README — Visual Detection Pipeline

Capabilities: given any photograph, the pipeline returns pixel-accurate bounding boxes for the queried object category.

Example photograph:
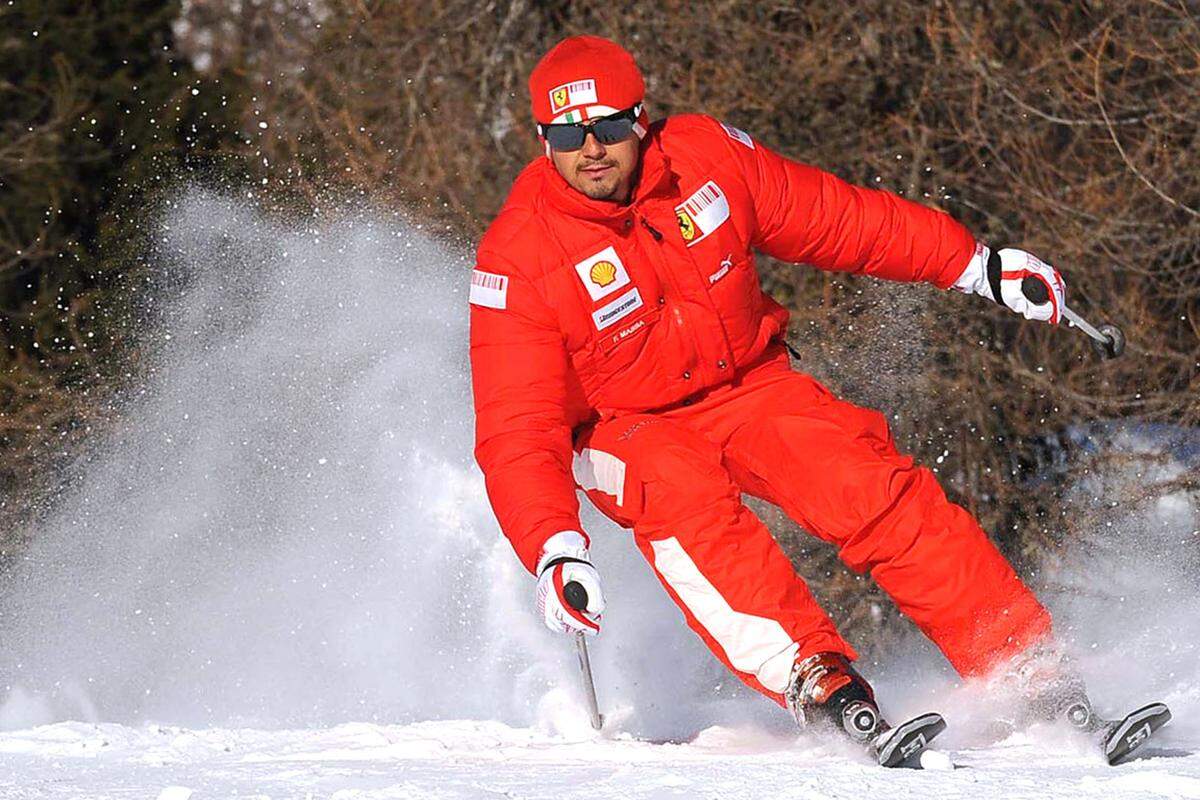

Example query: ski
[873,712,947,768]
[1098,702,1171,766]
[801,699,1169,769]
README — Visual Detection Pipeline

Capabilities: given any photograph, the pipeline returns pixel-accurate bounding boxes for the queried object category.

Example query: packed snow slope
[3,716,1200,799]
[0,193,1196,798]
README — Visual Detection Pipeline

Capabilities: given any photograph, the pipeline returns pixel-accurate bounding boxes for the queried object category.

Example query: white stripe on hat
[550,104,622,124]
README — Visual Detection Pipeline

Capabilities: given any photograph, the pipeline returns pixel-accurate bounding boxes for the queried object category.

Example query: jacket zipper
[635,212,709,382]
[637,211,736,377]
[640,217,664,242]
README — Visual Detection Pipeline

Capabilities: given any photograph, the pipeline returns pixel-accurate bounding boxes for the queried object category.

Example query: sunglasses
[538,105,642,152]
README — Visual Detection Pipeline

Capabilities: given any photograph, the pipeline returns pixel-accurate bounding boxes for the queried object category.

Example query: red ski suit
[470,114,1051,703]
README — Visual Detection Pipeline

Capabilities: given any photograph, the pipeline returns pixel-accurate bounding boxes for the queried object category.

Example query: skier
[468,35,1163,763]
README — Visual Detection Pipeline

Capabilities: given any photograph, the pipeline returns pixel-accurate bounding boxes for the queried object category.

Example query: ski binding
[1100,702,1171,766]
[873,712,947,768]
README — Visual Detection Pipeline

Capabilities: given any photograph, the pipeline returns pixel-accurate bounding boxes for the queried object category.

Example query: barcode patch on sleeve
[674,181,730,247]
[720,122,755,149]
[469,269,509,309]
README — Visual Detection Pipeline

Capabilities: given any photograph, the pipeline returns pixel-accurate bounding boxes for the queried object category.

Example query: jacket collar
[540,128,673,225]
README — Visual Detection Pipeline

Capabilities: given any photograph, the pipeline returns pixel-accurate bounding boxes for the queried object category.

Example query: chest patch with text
[574,245,632,301]
[592,288,643,330]
[675,181,730,247]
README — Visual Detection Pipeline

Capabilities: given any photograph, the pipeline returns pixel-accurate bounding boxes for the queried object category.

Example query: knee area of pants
[839,468,924,544]
[639,441,724,482]
[841,468,959,568]
[640,444,739,504]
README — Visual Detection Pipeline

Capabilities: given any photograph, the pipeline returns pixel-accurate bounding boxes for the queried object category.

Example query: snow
[1,718,1199,799]
[0,193,1196,797]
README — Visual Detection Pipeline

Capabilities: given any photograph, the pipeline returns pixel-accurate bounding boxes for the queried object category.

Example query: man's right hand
[535,531,605,636]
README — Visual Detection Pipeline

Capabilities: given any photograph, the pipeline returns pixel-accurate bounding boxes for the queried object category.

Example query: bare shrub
[128,1,1200,645]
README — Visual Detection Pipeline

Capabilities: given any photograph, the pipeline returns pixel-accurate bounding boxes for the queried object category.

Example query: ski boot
[1008,645,1097,729]
[785,652,946,768]
[1007,645,1171,765]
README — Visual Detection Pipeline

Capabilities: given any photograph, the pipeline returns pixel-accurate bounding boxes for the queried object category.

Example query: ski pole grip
[563,580,589,612]
[1021,275,1050,305]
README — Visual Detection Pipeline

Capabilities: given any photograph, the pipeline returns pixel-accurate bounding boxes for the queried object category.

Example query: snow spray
[0,191,758,738]
[873,427,1200,749]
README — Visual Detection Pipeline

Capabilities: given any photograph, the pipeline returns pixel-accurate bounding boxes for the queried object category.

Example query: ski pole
[562,580,604,730]
[1021,276,1126,359]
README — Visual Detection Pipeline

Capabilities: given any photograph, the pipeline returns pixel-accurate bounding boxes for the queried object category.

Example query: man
[469,35,1081,752]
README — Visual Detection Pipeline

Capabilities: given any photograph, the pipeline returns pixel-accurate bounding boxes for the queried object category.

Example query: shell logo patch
[590,260,618,287]
[676,209,696,242]
[575,245,630,301]
[674,181,730,247]
[549,79,598,113]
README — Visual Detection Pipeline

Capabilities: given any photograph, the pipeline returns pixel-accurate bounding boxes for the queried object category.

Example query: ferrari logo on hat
[574,245,630,301]
[549,79,598,113]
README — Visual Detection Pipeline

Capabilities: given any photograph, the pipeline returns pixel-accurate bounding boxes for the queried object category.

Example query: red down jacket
[469,114,975,573]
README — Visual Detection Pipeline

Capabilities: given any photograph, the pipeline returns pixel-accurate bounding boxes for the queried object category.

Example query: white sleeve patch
[469,269,508,309]
[720,121,755,150]
[675,181,730,247]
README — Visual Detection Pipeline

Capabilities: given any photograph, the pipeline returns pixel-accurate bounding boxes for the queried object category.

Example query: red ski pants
[573,349,1051,705]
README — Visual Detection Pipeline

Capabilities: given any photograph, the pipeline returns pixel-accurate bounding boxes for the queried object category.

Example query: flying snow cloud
[0,190,755,736]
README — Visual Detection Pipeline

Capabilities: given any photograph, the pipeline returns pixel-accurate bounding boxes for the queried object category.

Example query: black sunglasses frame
[537,104,643,152]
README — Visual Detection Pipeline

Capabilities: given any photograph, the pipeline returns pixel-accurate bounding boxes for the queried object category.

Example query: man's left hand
[953,245,1066,324]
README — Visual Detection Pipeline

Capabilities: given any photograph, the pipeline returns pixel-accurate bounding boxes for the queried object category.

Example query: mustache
[576,159,618,172]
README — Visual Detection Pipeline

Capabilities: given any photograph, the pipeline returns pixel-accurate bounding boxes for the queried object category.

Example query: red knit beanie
[529,36,646,125]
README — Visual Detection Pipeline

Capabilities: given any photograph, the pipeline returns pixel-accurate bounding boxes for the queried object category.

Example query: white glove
[952,245,1066,324]
[535,531,604,636]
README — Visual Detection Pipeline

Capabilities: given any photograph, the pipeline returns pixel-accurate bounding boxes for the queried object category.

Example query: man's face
[549,128,640,204]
